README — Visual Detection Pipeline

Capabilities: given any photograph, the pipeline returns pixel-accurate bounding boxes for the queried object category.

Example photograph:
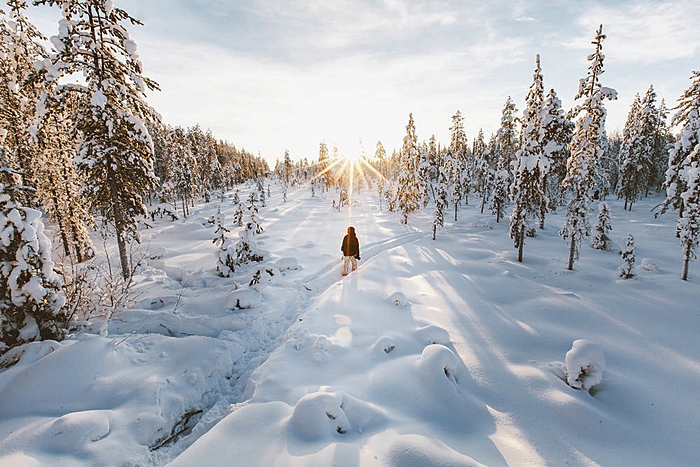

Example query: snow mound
[418,344,463,391]
[224,289,263,310]
[640,258,659,272]
[148,245,168,259]
[416,325,451,345]
[565,339,605,391]
[274,257,299,271]
[371,335,398,356]
[288,389,388,441]
[40,410,111,453]
[388,292,409,307]
[385,434,487,467]
[134,295,181,311]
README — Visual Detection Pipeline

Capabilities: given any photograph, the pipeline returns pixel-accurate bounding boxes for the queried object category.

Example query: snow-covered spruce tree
[384,183,397,212]
[374,140,388,180]
[317,141,332,192]
[170,127,197,218]
[448,110,468,219]
[418,143,431,208]
[529,55,553,229]
[472,129,491,214]
[433,165,448,240]
[650,98,673,193]
[660,72,700,223]
[617,86,666,207]
[617,93,644,210]
[488,133,508,223]
[233,202,243,227]
[591,202,612,250]
[445,150,464,221]
[542,88,574,209]
[34,91,94,263]
[427,134,439,183]
[638,85,666,195]
[246,192,263,235]
[560,25,617,271]
[497,96,519,174]
[619,233,635,278]
[212,208,235,278]
[37,0,160,280]
[491,97,519,217]
[678,162,700,280]
[280,149,293,200]
[0,0,48,200]
[186,124,216,193]
[257,178,266,207]
[509,55,548,262]
[0,160,66,355]
[236,214,264,266]
[397,113,421,224]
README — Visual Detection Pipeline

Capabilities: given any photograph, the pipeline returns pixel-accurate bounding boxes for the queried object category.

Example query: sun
[342,151,364,162]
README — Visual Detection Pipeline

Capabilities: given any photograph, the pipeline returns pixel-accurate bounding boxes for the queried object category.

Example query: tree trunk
[110,182,131,280]
[454,203,458,222]
[518,225,525,262]
[682,245,690,281]
[567,236,576,270]
[432,224,436,241]
[50,193,71,258]
[115,214,130,280]
[539,206,545,230]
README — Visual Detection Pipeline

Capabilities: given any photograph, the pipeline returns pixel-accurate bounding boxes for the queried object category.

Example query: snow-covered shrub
[212,210,235,277]
[217,241,237,278]
[619,233,635,278]
[591,202,612,250]
[235,237,264,266]
[249,267,279,287]
[151,203,178,221]
[235,215,264,266]
[1,183,67,354]
[565,339,605,392]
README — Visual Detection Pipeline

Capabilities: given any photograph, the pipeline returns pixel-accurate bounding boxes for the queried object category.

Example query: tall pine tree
[560,25,617,270]
[510,55,548,262]
[661,70,700,279]
[542,88,573,208]
[618,93,644,210]
[397,113,421,224]
[38,0,160,279]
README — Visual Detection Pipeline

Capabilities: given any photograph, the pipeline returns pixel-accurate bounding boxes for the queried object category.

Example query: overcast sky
[27,0,700,164]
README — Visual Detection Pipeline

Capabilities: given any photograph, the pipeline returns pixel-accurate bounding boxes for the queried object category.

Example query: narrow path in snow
[147,187,418,465]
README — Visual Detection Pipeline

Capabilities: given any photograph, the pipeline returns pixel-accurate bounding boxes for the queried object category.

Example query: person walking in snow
[341,226,360,276]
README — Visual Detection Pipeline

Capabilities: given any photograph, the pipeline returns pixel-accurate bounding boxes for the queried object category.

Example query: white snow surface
[1,183,699,467]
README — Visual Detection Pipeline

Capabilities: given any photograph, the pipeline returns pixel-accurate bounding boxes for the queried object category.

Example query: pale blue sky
[27,0,700,164]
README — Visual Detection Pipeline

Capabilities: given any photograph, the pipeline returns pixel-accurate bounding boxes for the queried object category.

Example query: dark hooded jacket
[341,227,360,258]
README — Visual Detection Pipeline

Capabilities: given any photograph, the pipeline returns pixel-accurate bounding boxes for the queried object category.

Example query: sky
[25,0,700,165]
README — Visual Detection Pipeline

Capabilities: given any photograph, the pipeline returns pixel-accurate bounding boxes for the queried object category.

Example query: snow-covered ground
[0,182,698,467]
